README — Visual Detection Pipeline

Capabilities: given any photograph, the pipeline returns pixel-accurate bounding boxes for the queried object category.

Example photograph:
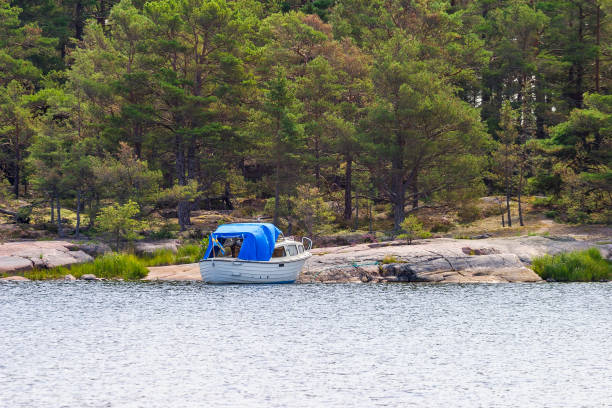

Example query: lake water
[1,282,610,407]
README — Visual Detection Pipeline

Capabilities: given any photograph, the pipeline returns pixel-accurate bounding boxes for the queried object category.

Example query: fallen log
[0,207,17,217]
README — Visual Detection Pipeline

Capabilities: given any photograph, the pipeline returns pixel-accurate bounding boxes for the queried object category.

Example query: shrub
[532,196,552,208]
[149,223,179,239]
[398,215,431,244]
[382,255,398,264]
[457,204,481,224]
[532,248,611,282]
[430,221,453,233]
[16,206,32,223]
[97,200,146,250]
[544,210,558,219]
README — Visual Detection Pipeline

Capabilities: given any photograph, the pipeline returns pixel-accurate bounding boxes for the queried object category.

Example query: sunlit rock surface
[0,241,93,274]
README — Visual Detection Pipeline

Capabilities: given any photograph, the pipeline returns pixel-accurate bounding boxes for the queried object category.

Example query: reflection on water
[1,282,611,407]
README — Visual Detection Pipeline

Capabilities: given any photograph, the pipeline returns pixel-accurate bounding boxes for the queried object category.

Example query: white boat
[199,223,312,284]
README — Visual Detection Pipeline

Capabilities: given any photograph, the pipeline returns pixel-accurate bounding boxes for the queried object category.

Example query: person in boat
[229,238,243,258]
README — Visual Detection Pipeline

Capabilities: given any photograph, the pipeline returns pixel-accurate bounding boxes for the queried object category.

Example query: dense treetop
[0,0,610,237]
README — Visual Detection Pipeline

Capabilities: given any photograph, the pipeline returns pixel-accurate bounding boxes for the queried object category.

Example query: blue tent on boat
[203,223,282,261]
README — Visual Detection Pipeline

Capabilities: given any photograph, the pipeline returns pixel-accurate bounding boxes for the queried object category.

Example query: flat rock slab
[145,263,201,281]
[0,241,93,274]
[0,256,34,273]
[0,275,31,281]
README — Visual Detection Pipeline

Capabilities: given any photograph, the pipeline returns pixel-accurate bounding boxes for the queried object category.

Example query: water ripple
[1,282,611,407]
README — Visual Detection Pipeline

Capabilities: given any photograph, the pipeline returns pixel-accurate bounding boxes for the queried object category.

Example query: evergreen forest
[0,0,610,241]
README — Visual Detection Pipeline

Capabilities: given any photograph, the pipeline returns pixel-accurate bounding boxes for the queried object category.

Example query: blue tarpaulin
[203,223,281,261]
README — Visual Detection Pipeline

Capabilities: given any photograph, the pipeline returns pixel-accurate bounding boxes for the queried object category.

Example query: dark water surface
[1,282,610,407]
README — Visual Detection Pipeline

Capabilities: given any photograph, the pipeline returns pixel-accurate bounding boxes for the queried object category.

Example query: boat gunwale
[200,252,311,265]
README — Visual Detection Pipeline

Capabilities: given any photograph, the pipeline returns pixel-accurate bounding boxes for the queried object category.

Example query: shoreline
[2,235,611,283]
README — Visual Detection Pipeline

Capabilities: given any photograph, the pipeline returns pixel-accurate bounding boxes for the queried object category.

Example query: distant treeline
[0,0,610,234]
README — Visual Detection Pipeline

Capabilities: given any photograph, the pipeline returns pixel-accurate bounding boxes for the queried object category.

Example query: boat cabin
[203,222,310,262]
[272,241,307,258]
[210,238,306,259]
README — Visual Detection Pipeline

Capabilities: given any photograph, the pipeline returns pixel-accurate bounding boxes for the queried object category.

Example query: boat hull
[199,256,308,284]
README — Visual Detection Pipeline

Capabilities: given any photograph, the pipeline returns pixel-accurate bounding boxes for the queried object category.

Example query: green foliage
[264,185,334,236]
[75,253,148,280]
[293,185,335,236]
[142,244,204,266]
[532,196,553,208]
[96,200,145,250]
[0,0,610,238]
[457,204,482,224]
[539,93,612,223]
[398,215,431,244]
[92,143,162,209]
[381,254,398,264]
[532,248,612,282]
[148,222,180,240]
[15,205,31,223]
[24,253,148,281]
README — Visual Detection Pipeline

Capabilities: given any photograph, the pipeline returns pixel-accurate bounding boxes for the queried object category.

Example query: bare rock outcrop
[0,241,93,274]
[298,236,611,283]
[134,240,178,255]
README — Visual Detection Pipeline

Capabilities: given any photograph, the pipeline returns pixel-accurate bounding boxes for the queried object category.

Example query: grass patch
[23,253,148,281]
[141,244,204,267]
[532,248,611,282]
[382,255,399,264]
[527,231,550,237]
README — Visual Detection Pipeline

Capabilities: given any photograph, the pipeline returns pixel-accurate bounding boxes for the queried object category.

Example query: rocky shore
[2,235,610,283]
[146,235,611,283]
[300,235,611,283]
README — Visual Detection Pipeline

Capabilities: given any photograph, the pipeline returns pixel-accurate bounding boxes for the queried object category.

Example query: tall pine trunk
[13,126,20,198]
[505,181,512,227]
[368,200,373,234]
[595,5,600,92]
[56,194,63,237]
[411,173,419,209]
[75,1,84,40]
[392,184,406,232]
[391,158,406,232]
[273,160,280,226]
[223,181,233,210]
[75,190,81,238]
[314,137,320,187]
[343,154,352,220]
[176,134,191,230]
[353,188,359,231]
[518,167,524,226]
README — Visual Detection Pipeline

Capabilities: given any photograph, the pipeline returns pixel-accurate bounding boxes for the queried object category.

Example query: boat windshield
[210,237,242,258]
[272,247,286,258]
